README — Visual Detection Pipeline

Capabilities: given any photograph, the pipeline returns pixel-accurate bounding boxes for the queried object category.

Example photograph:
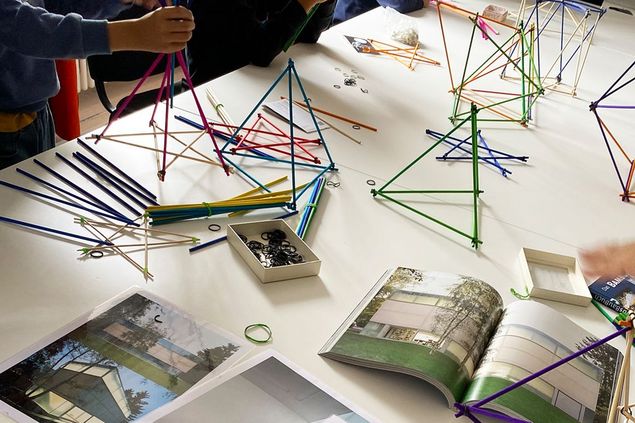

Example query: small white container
[519,248,591,306]
[482,4,509,23]
[227,219,321,283]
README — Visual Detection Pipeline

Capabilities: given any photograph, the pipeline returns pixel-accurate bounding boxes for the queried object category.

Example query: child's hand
[109,6,195,53]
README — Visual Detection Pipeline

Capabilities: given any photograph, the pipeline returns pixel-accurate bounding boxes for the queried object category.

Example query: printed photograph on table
[0,289,247,423]
[145,350,372,423]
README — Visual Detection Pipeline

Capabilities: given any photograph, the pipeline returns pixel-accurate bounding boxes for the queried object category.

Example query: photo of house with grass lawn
[323,268,504,402]
[463,301,623,423]
[321,269,623,423]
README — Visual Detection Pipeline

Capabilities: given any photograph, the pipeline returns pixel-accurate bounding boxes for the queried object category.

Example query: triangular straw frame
[371,104,483,248]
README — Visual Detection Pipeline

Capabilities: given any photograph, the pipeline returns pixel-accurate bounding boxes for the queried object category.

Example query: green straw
[283,5,319,52]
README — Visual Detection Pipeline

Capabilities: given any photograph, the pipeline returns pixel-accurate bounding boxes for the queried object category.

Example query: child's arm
[0,1,194,57]
[43,0,134,20]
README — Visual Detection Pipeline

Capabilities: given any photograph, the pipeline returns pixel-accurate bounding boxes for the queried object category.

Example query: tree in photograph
[196,343,241,370]
[576,335,620,423]
[354,268,426,329]
[432,276,503,367]
[91,294,168,352]
[125,389,150,420]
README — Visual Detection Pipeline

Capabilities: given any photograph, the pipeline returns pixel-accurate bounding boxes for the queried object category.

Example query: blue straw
[73,152,156,209]
[77,139,157,200]
[33,158,123,219]
[222,66,289,152]
[0,180,135,225]
[16,167,118,217]
[0,215,112,245]
[55,153,139,217]
[296,177,322,238]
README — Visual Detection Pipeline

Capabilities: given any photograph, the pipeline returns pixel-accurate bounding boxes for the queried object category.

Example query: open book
[319,268,624,423]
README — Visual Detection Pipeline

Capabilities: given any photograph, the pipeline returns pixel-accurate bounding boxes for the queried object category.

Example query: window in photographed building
[386,326,417,342]
[360,322,386,338]
[413,331,440,346]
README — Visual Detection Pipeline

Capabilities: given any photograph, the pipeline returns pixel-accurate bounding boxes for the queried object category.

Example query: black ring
[366,179,376,186]
[208,224,221,232]
[361,88,369,94]
[352,125,361,130]
[333,84,341,89]
[326,181,340,188]
[89,250,104,259]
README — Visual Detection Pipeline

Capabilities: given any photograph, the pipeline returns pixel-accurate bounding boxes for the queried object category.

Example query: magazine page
[145,350,374,423]
[320,268,504,405]
[463,301,623,423]
[0,289,249,423]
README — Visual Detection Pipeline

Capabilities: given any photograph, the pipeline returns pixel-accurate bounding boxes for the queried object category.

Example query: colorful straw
[283,5,318,52]
[76,139,157,200]
[0,215,112,245]
[296,177,326,239]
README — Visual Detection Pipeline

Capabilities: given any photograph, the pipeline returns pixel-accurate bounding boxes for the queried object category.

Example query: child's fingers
[167,19,195,32]
[162,6,194,20]
[167,31,192,43]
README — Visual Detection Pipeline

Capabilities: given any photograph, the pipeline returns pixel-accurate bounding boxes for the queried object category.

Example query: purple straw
[468,326,629,411]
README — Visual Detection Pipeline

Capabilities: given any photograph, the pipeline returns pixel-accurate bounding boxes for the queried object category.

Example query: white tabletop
[1,1,635,422]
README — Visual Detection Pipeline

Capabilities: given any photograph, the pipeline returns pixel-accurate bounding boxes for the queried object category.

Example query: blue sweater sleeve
[377,0,423,13]
[44,0,130,20]
[0,0,112,59]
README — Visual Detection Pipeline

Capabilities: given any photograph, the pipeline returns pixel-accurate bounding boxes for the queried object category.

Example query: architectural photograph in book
[321,268,505,403]
[463,301,623,423]
[0,292,246,423]
[321,269,624,423]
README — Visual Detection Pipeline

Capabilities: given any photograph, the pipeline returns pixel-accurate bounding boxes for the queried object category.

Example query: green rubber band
[244,324,272,344]
[202,202,213,217]
[510,287,530,300]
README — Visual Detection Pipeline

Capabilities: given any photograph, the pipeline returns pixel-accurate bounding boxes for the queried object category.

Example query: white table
[1,1,634,421]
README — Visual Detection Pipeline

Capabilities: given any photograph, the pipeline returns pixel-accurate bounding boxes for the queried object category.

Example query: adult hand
[580,241,635,280]
[109,6,195,53]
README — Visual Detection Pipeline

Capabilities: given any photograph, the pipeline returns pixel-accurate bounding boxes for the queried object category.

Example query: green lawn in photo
[330,331,469,400]
[463,377,578,423]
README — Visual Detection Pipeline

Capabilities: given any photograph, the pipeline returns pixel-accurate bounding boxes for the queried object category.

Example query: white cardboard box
[519,248,592,306]
[227,219,321,283]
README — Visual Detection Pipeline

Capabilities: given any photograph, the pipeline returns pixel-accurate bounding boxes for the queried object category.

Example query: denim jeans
[0,105,55,170]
